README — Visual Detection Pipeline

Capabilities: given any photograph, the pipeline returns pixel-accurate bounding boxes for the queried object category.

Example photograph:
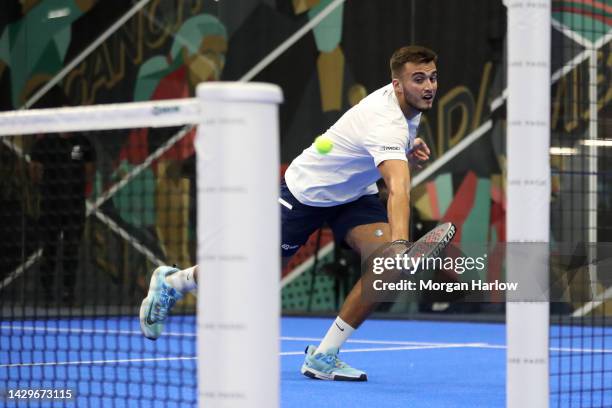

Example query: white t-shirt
[284,83,421,207]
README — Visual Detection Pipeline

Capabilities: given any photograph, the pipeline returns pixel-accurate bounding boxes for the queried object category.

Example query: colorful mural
[0,0,516,310]
[552,0,611,43]
[0,0,95,108]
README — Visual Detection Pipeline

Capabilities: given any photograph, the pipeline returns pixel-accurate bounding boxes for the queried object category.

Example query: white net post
[587,48,598,297]
[195,82,283,408]
[506,1,551,407]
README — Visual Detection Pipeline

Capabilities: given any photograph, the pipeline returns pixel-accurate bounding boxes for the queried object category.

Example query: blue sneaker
[301,345,367,381]
[139,266,183,340]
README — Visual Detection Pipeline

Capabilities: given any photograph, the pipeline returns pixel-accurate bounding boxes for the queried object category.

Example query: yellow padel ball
[314,135,333,154]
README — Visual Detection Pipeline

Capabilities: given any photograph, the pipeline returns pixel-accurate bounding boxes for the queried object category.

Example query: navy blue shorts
[279,181,388,257]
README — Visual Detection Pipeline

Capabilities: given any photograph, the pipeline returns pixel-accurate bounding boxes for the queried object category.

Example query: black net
[549,3,612,406]
[0,126,198,407]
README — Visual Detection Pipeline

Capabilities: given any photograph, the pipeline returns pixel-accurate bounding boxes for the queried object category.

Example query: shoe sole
[139,296,157,340]
[139,267,165,340]
[300,364,367,381]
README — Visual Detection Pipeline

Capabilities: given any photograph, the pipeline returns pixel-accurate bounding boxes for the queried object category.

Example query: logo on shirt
[71,145,83,160]
[382,146,401,151]
[281,243,300,251]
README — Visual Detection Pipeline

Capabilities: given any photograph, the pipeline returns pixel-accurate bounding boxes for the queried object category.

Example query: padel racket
[360,222,457,302]
[366,222,456,274]
[401,222,456,274]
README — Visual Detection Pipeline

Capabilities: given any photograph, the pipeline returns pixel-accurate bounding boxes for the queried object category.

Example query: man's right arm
[378,159,411,242]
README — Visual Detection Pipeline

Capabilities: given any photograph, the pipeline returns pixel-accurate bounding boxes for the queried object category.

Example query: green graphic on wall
[552,0,611,43]
[0,0,94,107]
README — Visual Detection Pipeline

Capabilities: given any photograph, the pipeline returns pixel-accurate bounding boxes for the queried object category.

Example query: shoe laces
[334,358,349,369]
[151,287,178,322]
[317,352,339,367]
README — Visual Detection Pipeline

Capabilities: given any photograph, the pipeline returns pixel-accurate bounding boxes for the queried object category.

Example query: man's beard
[406,97,433,113]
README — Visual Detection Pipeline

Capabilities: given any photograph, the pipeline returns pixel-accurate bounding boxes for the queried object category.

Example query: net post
[506,1,551,407]
[195,82,283,407]
[587,49,598,296]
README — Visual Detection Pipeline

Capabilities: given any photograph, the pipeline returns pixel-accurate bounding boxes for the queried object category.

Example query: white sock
[315,317,355,354]
[165,266,197,294]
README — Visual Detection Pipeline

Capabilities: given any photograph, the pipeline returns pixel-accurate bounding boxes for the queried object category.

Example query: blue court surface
[1,316,611,407]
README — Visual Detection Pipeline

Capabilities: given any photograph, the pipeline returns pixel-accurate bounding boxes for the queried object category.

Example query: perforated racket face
[405,222,456,260]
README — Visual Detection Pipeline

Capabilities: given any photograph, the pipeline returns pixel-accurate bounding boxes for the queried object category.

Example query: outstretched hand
[408,138,430,169]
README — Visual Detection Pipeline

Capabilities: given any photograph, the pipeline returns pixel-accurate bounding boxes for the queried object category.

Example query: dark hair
[390,45,438,78]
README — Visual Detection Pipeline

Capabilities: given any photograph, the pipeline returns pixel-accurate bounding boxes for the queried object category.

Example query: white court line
[0,324,195,338]
[279,343,474,356]
[4,325,611,354]
[0,356,196,368]
[0,325,178,337]
[551,346,612,354]
[427,342,612,354]
[0,325,484,347]
[2,336,610,369]
[4,341,610,368]
[281,336,484,348]
[0,344,473,368]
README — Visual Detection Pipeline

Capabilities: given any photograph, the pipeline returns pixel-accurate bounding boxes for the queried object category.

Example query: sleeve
[363,113,409,167]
